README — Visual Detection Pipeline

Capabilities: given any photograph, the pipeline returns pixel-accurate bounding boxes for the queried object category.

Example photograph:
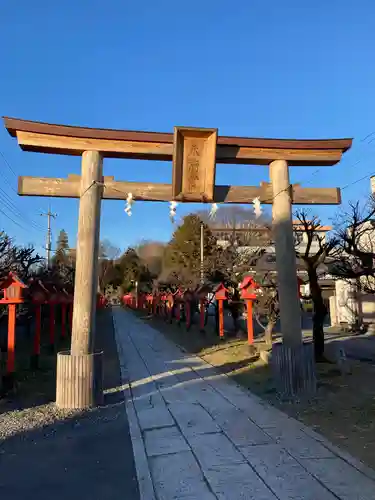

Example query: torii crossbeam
[3,117,352,405]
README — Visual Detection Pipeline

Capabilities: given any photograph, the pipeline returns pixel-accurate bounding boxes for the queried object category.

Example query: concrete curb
[112,310,156,500]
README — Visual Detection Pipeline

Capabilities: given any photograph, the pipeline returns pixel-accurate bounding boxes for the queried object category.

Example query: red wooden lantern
[166,292,174,323]
[214,283,228,338]
[0,273,28,375]
[0,272,28,304]
[214,283,228,301]
[146,293,153,314]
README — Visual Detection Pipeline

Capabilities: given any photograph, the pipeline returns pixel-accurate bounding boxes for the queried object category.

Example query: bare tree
[136,240,165,277]
[333,201,375,293]
[10,245,43,280]
[98,239,121,293]
[199,206,272,248]
[252,271,279,345]
[294,210,338,361]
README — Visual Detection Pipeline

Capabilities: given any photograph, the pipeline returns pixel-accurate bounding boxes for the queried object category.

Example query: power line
[0,149,17,177]
[0,188,44,231]
[0,148,46,230]
[0,205,35,233]
[297,131,375,188]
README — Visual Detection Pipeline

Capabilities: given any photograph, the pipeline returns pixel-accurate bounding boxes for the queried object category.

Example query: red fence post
[218,300,224,338]
[69,303,73,331]
[199,299,205,333]
[185,301,191,331]
[7,304,16,375]
[176,302,181,324]
[246,300,254,345]
[61,303,67,338]
[31,304,41,368]
[49,304,55,351]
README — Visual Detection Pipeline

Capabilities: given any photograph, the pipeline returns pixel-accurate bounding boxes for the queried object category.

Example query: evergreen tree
[163,214,218,286]
[54,229,70,265]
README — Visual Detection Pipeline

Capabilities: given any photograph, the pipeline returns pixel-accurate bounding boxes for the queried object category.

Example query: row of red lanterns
[0,272,74,378]
[123,276,260,345]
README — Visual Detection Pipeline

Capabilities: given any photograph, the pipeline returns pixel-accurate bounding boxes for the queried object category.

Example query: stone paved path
[113,308,375,500]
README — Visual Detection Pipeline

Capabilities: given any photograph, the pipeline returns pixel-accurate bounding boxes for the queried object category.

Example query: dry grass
[140,311,375,470]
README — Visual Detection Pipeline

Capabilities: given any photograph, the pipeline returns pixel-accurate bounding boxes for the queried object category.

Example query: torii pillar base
[56,351,103,409]
[271,341,316,399]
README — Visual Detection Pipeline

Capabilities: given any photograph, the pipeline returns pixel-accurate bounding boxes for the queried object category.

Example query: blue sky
[1,1,375,254]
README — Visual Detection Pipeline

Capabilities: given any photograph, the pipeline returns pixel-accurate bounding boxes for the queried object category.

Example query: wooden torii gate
[3,117,352,406]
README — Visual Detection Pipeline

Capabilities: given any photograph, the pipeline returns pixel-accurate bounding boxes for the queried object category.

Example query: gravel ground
[0,403,80,441]
[0,309,139,500]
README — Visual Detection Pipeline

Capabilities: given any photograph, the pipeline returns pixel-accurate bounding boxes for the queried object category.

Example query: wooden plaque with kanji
[172,126,217,202]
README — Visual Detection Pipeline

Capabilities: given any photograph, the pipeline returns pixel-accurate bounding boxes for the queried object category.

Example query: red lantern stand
[158,292,165,318]
[163,293,169,320]
[197,284,212,333]
[96,293,107,309]
[138,292,146,311]
[173,289,183,325]
[64,285,74,332]
[146,293,153,314]
[44,284,60,351]
[239,276,259,347]
[60,288,71,338]
[214,283,229,338]
[122,293,131,307]
[0,273,28,380]
[183,290,193,331]
[166,292,174,323]
[152,292,159,316]
[28,279,49,368]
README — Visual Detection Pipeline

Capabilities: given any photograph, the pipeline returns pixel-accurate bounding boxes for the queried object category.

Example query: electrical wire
[0,148,46,231]
[297,131,375,188]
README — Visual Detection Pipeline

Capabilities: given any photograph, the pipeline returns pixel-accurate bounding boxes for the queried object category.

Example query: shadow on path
[0,310,140,500]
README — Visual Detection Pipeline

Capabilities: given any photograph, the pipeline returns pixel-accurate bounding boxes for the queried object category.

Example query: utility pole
[40,207,57,268]
[200,221,204,285]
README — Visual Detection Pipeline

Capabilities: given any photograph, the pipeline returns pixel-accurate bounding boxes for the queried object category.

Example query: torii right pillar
[270,160,316,398]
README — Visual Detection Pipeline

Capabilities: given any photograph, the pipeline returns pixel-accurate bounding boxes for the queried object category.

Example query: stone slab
[144,426,190,457]
[168,402,221,436]
[136,405,175,431]
[203,462,278,500]
[299,457,375,500]
[150,451,212,500]
[188,432,246,468]
[241,444,337,500]
[218,409,273,446]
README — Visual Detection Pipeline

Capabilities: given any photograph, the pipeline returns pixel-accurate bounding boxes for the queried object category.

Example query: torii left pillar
[56,151,104,409]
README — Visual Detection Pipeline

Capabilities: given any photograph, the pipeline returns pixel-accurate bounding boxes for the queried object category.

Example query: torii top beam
[4,117,352,166]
